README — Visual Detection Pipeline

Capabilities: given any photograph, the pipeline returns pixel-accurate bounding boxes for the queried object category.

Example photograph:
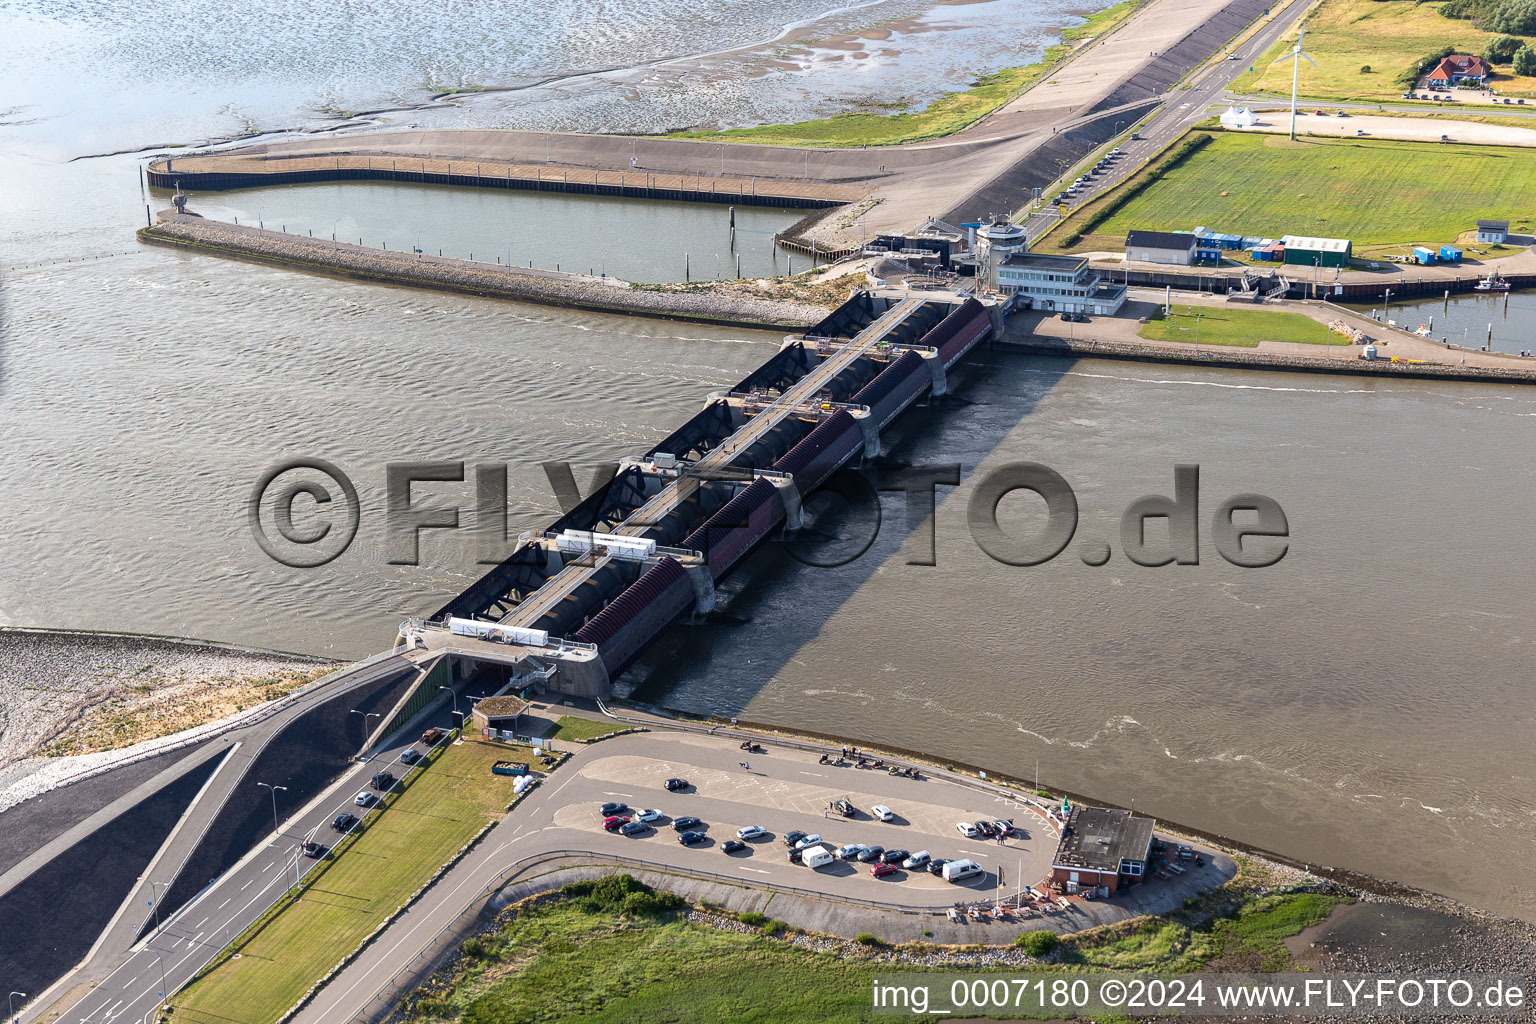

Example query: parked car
[956,822,980,838]
[599,801,628,817]
[928,858,949,876]
[672,816,703,832]
[664,777,689,791]
[618,820,650,836]
[975,820,999,838]
[635,808,663,823]
[991,819,1016,836]
[943,859,985,883]
[370,770,395,790]
[302,841,328,858]
[871,805,894,822]
[721,839,748,854]
[736,825,767,840]
[331,812,358,832]
[837,842,866,860]
[793,833,823,849]
[870,862,898,878]
[787,847,805,864]
[677,830,707,846]
[399,748,420,764]
[881,849,910,865]
[857,844,885,863]
[602,815,628,831]
[354,791,377,808]
[420,727,445,745]
[903,851,931,870]
[782,830,808,848]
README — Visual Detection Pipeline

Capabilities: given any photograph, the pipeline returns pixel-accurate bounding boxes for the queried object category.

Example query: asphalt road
[29,673,501,1024]
[1021,0,1314,245]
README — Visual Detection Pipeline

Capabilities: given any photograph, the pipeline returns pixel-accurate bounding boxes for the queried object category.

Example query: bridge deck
[501,295,929,628]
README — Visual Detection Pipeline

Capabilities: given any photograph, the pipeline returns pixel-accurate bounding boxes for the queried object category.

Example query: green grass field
[1139,307,1348,348]
[171,739,530,1024]
[666,0,1140,148]
[398,875,1341,1023]
[1232,0,1536,101]
[1053,130,1536,252]
[546,715,627,743]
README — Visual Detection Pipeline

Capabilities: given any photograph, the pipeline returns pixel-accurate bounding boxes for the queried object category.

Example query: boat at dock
[1474,269,1512,292]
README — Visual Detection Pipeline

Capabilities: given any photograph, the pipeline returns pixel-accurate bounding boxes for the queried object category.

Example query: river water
[3,0,1535,923]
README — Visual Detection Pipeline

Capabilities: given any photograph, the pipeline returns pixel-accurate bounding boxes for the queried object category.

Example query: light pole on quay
[256,783,287,841]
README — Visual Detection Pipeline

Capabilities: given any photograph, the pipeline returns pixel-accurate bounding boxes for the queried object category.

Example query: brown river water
[1,0,1533,923]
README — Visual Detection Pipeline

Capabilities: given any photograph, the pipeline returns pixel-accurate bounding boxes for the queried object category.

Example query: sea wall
[1003,333,1536,384]
[138,214,831,330]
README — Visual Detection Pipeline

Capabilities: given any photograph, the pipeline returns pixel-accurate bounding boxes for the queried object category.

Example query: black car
[618,820,650,837]
[371,771,395,790]
[671,816,703,832]
[975,820,998,838]
[928,858,949,876]
[721,839,748,854]
[787,847,805,864]
[664,777,688,791]
[857,845,885,863]
[331,813,358,832]
[302,841,328,858]
[400,748,421,764]
[678,830,707,846]
[783,830,808,848]
[599,801,628,817]
[881,849,909,865]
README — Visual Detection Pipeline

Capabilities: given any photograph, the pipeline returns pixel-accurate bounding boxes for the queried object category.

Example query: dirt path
[1232,110,1536,146]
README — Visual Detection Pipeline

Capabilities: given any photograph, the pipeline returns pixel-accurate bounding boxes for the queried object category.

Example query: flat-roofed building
[472,695,529,741]
[1050,805,1155,895]
[995,253,1127,315]
[1281,235,1351,268]
[1125,229,1198,266]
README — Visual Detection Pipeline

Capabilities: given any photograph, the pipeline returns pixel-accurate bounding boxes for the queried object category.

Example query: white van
[803,845,836,870]
[942,858,984,883]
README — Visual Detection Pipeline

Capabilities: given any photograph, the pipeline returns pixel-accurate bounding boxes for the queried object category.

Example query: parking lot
[542,738,1060,904]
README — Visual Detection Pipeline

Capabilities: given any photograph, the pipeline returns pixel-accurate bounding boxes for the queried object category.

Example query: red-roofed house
[1426,54,1491,86]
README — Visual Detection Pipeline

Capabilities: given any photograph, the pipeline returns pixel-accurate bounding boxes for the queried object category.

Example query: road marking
[195,916,208,927]
[218,898,231,908]
[737,866,769,874]
[239,878,254,890]
[602,791,632,798]
[798,771,824,778]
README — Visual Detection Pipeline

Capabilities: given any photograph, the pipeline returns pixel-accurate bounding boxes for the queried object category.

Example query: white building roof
[1281,235,1350,253]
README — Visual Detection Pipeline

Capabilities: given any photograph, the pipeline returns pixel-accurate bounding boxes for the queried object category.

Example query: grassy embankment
[1048,129,1536,256]
[397,868,1341,1024]
[1139,306,1349,347]
[666,0,1142,148]
[1231,0,1536,101]
[545,715,628,743]
[169,738,533,1024]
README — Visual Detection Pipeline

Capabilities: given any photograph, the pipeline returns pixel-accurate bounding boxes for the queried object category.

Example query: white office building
[995,253,1127,315]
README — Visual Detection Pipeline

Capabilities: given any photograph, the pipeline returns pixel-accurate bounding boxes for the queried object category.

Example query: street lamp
[10,991,26,1024]
[256,783,287,840]
[148,880,171,934]
[1194,311,1204,348]
[437,685,459,717]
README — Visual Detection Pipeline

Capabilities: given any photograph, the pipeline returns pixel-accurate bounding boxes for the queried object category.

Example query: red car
[870,862,898,878]
[602,815,628,831]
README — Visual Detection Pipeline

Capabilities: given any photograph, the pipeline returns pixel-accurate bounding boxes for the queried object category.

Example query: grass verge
[1232,0,1536,102]
[1139,306,1349,347]
[545,715,629,743]
[398,867,1344,1024]
[169,738,532,1024]
[1050,129,1536,251]
[665,0,1142,147]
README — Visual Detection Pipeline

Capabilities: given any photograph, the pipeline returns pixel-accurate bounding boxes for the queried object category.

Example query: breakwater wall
[145,155,861,211]
[137,213,829,330]
[1002,333,1536,384]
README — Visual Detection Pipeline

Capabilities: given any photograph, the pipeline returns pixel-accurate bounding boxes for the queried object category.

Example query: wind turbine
[1281,23,1317,141]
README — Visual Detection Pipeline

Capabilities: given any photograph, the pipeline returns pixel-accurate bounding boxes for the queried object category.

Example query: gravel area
[0,629,329,810]
[142,214,833,328]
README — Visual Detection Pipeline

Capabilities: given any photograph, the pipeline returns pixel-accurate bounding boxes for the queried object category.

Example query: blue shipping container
[1412,247,1436,265]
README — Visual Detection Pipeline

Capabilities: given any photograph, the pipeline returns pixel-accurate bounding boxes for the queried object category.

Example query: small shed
[1439,245,1463,263]
[1412,246,1437,265]
[1282,235,1352,268]
[472,695,529,741]
[1476,220,1509,244]
[1196,244,1224,263]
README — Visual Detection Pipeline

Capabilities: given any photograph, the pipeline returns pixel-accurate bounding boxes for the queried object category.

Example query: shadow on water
[625,349,1077,714]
